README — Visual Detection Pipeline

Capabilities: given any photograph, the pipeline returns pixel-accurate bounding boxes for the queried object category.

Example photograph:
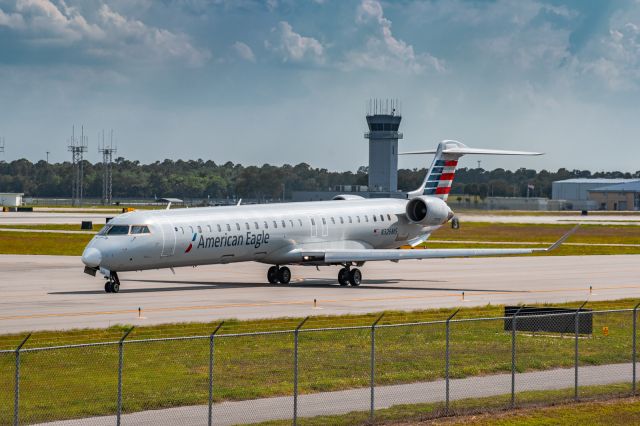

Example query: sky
[0,0,639,172]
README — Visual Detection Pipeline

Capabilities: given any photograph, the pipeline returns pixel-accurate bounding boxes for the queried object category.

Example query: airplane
[82,140,578,293]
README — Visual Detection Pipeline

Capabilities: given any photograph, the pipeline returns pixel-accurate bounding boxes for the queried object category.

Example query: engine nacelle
[405,196,454,226]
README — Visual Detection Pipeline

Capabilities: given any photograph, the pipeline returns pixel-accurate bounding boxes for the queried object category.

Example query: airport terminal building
[552,178,640,211]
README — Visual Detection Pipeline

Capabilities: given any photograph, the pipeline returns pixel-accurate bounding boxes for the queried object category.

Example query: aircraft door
[160,219,176,256]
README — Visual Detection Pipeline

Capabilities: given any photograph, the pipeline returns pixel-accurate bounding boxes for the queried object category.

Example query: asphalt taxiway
[1,254,638,333]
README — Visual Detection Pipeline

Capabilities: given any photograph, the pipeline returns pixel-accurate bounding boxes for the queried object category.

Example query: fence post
[13,333,31,426]
[293,317,309,426]
[445,309,460,415]
[208,322,225,426]
[574,301,588,401]
[370,313,384,422]
[511,306,524,408]
[117,327,134,426]
[633,302,640,395]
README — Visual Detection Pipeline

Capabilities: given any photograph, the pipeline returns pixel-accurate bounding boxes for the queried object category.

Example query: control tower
[364,99,403,193]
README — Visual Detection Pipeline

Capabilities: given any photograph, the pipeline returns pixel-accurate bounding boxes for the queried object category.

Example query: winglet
[544,224,580,252]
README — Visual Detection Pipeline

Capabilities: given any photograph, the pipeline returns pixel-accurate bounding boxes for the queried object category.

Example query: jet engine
[405,196,454,227]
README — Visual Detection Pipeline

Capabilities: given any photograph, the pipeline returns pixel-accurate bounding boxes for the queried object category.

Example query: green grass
[0,224,97,231]
[246,384,638,426]
[0,231,93,255]
[0,299,638,424]
[1,222,639,256]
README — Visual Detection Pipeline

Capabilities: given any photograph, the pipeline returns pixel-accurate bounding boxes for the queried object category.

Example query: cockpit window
[131,225,150,234]
[107,225,130,235]
[97,225,111,236]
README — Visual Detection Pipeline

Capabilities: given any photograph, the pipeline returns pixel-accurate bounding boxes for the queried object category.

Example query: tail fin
[401,140,542,201]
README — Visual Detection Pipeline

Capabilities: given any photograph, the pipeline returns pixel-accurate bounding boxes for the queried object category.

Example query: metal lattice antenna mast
[98,130,117,205]
[0,137,5,156]
[68,125,88,207]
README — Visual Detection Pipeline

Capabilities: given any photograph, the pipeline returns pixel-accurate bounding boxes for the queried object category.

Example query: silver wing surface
[296,225,579,264]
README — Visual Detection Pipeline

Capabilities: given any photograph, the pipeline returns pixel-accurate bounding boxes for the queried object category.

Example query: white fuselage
[82,198,438,273]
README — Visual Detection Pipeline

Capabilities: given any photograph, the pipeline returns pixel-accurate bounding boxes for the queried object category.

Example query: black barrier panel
[17,207,33,212]
[81,221,93,230]
[504,306,593,334]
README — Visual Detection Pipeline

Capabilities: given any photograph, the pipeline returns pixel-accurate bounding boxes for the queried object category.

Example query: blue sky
[0,0,639,172]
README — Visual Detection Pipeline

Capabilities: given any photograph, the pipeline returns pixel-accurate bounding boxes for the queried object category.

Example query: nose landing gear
[104,272,121,293]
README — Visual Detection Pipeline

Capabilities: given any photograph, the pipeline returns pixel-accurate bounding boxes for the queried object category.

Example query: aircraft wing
[319,225,579,263]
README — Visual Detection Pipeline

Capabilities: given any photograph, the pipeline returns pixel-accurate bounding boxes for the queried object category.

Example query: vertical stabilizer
[401,140,542,200]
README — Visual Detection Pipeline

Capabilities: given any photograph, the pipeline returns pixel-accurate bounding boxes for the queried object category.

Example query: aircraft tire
[278,266,291,284]
[267,266,280,284]
[105,281,112,293]
[111,282,120,293]
[348,268,362,286]
[338,268,349,286]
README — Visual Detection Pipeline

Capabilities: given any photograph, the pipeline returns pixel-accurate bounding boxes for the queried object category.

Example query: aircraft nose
[82,247,102,268]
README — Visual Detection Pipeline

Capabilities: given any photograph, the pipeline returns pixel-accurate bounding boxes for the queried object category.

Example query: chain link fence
[2,305,640,425]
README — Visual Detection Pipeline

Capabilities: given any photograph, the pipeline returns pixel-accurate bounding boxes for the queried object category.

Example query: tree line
[0,158,638,201]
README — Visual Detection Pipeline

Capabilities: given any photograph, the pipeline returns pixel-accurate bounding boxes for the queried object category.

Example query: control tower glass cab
[364,99,403,193]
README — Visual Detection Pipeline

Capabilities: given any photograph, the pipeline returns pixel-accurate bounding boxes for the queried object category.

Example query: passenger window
[226,224,231,232]
[189,226,194,233]
[264,221,269,229]
[289,220,294,227]
[254,221,259,230]
[357,216,361,223]
[236,223,240,231]
[373,215,377,222]
[298,219,303,226]
[282,220,286,228]
[387,214,392,221]
[310,218,315,226]
[331,217,336,224]
[322,218,326,225]
[174,227,178,232]
[348,216,352,224]
[273,221,278,228]
[207,225,212,232]
[245,222,250,230]
[180,227,184,234]
[380,215,384,221]
[339,217,344,224]
[197,225,202,233]
[365,215,369,222]
[217,224,222,232]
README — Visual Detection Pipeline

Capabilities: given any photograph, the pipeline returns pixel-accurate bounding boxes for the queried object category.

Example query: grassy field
[247,386,639,425]
[0,222,639,256]
[0,231,92,255]
[0,299,638,423]
[0,224,97,231]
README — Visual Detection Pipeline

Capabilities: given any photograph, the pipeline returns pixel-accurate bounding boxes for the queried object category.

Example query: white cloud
[0,7,26,29]
[97,5,210,67]
[267,21,325,63]
[346,0,444,74]
[232,41,256,62]
[15,0,104,43]
[5,1,210,67]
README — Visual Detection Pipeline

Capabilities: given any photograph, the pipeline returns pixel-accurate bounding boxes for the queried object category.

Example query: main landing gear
[267,265,291,284]
[104,272,121,293]
[338,267,362,286]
